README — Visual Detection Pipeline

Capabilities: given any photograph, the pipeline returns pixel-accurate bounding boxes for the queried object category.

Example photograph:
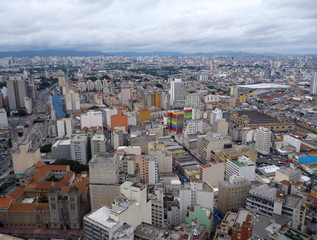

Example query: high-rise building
[70,134,88,164]
[0,108,8,128]
[83,182,152,240]
[24,97,32,114]
[184,108,192,121]
[255,127,272,155]
[170,78,185,109]
[167,110,184,133]
[310,69,317,95]
[65,90,80,111]
[121,84,131,105]
[91,133,106,157]
[185,93,201,108]
[6,76,28,111]
[218,175,251,216]
[151,93,161,108]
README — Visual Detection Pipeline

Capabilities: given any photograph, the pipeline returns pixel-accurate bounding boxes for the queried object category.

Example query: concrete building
[246,184,303,229]
[65,90,80,111]
[185,93,201,108]
[81,110,103,130]
[56,119,66,138]
[6,76,28,110]
[182,120,203,135]
[310,69,317,95]
[199,135,232,163]
[213,118,229,136]
[170,78,185,109]
[130,131,156,154]
[217,145,257,163]
[185,205,213,235]
[226,156,256,181]
[83,182,152,240]
[110,109,128,132]
[0,108,8,128]
[214,209,254,240]
[255,127,272,155]
[121,85,131,105]
[24,97,32,114]
[284,135,301,152]
[200,162,225,187]
[70,134,88,164]
[89,154,121,210]
[111,130,128,150]
[91,133,106,157]
[218,175,251,216]
[275,167,301,184]
[51,90,66,119]
[179,182,214,222]
[135,155,158,184]
[148,148,173,174]
[51,139,72,160]
[12,141,41,174]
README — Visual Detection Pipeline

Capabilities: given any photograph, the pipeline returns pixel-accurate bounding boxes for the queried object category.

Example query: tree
[40,143,52,153]
[52,159,88,174]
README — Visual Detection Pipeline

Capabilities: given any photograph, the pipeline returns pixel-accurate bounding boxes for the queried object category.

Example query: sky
[0,0,316,54]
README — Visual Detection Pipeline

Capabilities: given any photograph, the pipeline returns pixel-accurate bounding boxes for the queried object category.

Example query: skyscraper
[310,69,317,95]
[6,76,28,111]
[255,127,272,155]
[170,78,185,109]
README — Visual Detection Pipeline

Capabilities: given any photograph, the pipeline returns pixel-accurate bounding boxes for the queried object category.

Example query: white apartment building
[255,127,272,155]
[91,133,106,157]
[170,78,185,109]
[81,110,103,130]
[83,181,152,240]
[65,90,80,111]
[226,156,256,181]
[182,120,203,135]
[70,134,88,164]
[0,108,8,128]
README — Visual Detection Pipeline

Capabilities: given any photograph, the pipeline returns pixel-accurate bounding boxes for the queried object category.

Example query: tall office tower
[70,134,88,164]
[255,127,272,155]
[230,86,238,110]
[51,90,66,119]
[121,84,131,105]
[310,69,317,95]
[170,78,185,109]
[6,76,28,111]
[218,174,251,216]
[65,90,80,111]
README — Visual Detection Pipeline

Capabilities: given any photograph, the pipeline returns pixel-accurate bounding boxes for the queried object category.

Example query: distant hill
[0,49,278,57]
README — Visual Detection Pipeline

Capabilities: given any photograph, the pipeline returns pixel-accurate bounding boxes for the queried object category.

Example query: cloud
[0,0,316,53]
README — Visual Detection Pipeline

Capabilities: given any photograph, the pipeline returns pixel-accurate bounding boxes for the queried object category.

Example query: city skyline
[0,0,317,54]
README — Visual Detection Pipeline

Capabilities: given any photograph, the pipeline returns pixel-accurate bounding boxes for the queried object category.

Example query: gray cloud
[0,0,316,53]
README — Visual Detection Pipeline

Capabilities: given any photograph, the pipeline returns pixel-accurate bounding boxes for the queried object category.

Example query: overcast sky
[0,0,316,53]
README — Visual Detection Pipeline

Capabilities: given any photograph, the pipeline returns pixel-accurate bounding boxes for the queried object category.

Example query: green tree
[40,143,52,153]
[52,159,88,174]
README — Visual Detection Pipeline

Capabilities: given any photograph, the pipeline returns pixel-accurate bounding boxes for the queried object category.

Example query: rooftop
[86,206,118,229]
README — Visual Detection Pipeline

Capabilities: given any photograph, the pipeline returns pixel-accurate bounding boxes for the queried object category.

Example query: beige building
[12,141,41,174]
[200,162,225,187]
[213,118,229,136]
[83,182,152,240]
[148,148,173,173]
[275,167,301,184]
[255,127,272,155]
[218,175,251,216]
[199,135,232,163]
[217,145,257,163]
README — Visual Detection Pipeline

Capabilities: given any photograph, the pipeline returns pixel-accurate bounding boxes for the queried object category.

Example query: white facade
[56,119,66,138]
[91,133,107,157]
[81,111,103,130]
[104,108,118,128]
[283,135,301,152]
[94,79,103,91]
[226,156,256,181]
[0,108,8,128]
[179,182,214,222]
[24,97,32,114]
[86,80,95,91]
[185,93,201,108]
[310,70,317,95]
[255,127,272,155]
[65,90,80,111]
[210,108,223,124]
[148,158,159,184]
[183,120,203,135]
[204,94,220,103]
[170,78,185,108]
[71,134,88,164]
